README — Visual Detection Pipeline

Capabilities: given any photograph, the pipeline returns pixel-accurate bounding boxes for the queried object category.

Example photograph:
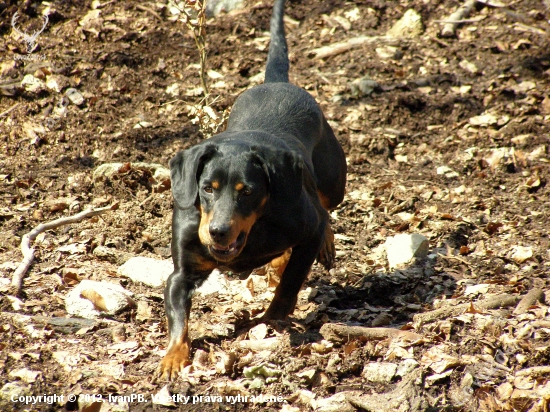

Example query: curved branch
[11,204,116,296]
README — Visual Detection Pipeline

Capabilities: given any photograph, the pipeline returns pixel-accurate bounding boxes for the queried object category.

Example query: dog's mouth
[209,232,247,261]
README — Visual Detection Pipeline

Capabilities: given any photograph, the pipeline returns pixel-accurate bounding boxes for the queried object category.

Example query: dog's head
[170,140,303,262]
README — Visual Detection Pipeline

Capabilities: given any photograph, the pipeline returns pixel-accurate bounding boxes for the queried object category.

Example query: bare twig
[514,22,547,36]
[441,0,478,37]
[515,366,550,377]
[437,252,471,267]
[11,204,116,296]
[413,294,519,326]
[0,103,20,118]
[513,288,544,315]
[170,0,209,101]
[435,16,486,24]
[136,4,163,22]
[319,323,424,344]
[311,35,401,59]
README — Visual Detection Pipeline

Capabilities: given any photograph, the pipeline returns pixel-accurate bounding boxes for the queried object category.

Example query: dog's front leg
[262,233,323,321]
[158,268,193,380]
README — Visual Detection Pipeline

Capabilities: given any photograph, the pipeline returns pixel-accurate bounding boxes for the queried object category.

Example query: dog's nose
[209,223,230,243]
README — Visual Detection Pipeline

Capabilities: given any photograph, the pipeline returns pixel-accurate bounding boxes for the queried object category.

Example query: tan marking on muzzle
[198,206,214,246]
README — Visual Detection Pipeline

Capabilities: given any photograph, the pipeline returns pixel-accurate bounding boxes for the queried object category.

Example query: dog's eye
[203,185,213,194]
[243,187,252,196]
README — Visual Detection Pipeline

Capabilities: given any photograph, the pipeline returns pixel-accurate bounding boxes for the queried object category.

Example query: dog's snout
[209,222,231,243]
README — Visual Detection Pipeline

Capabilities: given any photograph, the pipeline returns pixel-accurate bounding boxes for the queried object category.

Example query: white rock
[459,59,479,75]
[21,74,45,93]
[510,246,533,264]
[311,391,361,412]
[118,256,173,288]
[196,269,229,295]
[65,88,85,106]
[464,284,489,296]
[65,280,134,319]
[8,368,41,384]
[396,359,420,377]
[387,9,423,38]
[205,0,245,17]
[385,233,429,268]
[376,45,401,60]
[0,382,30,401]
[362,362,398,383]
[436,165,459,178]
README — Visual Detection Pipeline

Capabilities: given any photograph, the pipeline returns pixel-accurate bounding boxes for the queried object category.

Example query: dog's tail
[265,0,289,83]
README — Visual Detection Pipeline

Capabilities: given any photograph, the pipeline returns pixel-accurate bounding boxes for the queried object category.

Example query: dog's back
[225,0,325,151]
[223,0,346,207]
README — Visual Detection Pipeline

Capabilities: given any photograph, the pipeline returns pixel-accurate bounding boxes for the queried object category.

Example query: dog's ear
[170,144,217,209]
[252,148,303,209]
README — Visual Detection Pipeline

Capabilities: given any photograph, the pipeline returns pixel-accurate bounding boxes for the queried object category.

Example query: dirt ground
[1,0,549,411]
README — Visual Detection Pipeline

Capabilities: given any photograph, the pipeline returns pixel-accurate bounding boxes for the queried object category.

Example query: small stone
[396,359,419,377]
[510,246,533,264]
[118,256,173,288]
[362,362,398,383]
[459,59,480,75]
[312,391,362,412]
[65,88,85,106]
[385,233,429,268]
[376,46,402,60]
[436,165,459,178]
[0,382,30,402]
[387,9,423,38]
[195,269,229,295]
[205,0,245,17]
[65,280,134,319]
[349,78,380,97]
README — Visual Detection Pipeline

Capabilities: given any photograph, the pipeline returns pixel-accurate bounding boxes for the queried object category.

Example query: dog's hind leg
[262,236,322,320]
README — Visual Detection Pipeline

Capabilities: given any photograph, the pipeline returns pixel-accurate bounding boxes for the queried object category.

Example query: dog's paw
[317,223,335,270]
[156,343,191,381]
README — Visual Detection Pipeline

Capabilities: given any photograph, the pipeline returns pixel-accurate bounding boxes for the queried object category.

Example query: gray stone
[385,233,429,268]
[387,9,423,38]
[65,87,85,105]
[65,280,134,319]
[206,0,245,17]
[195,269,229,295]
[118,256,173,288]
[397,359,420,377]
[362,362,398,383]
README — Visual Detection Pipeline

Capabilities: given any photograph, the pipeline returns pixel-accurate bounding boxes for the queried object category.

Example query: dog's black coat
[159,0,347,380]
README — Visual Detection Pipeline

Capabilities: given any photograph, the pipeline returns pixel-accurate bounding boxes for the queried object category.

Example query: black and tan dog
[159,0,347,380]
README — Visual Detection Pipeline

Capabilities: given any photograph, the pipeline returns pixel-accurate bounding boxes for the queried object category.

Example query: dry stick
[174,0,209,101]
[413,294,519,325]
[513,288,544,315]
[319,323,424,344]
[0,103,20,118]
[136,4,163,22]
[515,366,550,377]
[11,204,115,295]
[311,36,401,59]
[441,0,478,37]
